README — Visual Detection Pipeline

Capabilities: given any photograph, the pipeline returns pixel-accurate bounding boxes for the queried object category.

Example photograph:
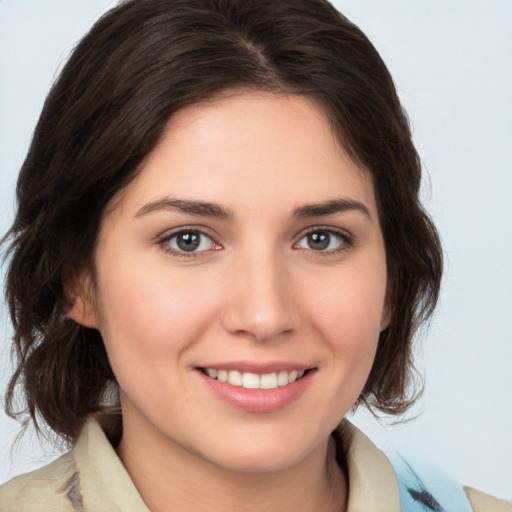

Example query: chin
[210,449,306,474]
[193,428,325,474]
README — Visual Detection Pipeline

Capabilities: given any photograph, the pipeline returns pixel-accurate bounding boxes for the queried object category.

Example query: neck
[117,420,347,512]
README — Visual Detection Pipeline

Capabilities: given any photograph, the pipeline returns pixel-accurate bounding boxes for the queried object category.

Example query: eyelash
[156,226,354,258]
[294,226,354,255]
[157,227,221,258]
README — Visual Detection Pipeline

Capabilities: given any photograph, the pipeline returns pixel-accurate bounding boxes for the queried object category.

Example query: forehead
[109,91,377,220]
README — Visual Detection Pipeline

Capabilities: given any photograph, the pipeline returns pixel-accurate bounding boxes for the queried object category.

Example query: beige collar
[74,418,150,511]
[336,420,401,511]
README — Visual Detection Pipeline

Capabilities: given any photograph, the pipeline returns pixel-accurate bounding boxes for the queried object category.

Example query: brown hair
[2,0,442,443]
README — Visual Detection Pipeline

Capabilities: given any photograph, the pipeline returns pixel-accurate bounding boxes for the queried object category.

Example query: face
[70,91,388,473]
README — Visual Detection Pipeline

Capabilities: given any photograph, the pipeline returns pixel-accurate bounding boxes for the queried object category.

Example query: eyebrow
[135,198,233,219]
[135,197,370,221]
[293,198,371,219]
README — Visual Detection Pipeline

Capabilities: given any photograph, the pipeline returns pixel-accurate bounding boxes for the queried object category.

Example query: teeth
[260,372,278,389]
[277,371,289,386]
[204,368,307,389]
[206,368,218,379]
[242,372,260,389]
[227,370,242,386]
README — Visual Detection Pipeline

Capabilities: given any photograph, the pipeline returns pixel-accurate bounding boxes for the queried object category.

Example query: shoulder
[465,486,512,512]
[0,452,78,512]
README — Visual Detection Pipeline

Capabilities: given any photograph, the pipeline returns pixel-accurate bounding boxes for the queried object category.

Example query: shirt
[0,417,510,511]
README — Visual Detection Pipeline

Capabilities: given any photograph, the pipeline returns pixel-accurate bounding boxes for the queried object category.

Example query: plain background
[1,0,511,500]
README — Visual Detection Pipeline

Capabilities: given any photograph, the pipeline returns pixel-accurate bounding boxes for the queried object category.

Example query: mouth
[197,365,315,412]
[199,368,310,390]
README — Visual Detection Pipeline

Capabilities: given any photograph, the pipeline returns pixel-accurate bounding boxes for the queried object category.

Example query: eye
[295,228,352,253]
[159,229,220,255]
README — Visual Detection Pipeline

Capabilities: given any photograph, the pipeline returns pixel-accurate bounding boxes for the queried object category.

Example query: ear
[64,270,99,329]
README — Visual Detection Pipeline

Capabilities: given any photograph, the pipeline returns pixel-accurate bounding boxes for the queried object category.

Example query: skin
[69,91,389,512]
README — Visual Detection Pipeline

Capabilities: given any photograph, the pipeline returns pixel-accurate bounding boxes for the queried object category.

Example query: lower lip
[198,370,314,413]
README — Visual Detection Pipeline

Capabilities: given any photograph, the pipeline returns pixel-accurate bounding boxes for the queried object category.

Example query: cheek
[94,262,221,377]
[303,259,386,366]
[311,264,386,327]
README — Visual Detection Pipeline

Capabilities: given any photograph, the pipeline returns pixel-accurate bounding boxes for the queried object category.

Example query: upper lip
[196,360,314,374]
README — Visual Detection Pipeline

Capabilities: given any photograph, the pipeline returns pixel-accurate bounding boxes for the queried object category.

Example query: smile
[201,368,307,390]
[198,365,315,412]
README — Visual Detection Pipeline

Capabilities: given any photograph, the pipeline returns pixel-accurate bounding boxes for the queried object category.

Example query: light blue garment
[388,451,473,511]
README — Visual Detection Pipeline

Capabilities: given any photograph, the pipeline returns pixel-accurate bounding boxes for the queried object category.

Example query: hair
[2,0,442,443]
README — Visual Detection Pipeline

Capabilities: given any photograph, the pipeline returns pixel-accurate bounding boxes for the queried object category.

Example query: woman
[0,0,509,510]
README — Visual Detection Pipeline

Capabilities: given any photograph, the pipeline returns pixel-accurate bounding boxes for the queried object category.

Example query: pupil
[177,232,200,251]
[308,232,330,250]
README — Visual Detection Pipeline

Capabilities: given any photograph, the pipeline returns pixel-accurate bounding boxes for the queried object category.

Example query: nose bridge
[221,244,297,342]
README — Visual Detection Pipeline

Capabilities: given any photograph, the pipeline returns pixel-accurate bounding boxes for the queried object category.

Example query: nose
[220,250,299,343]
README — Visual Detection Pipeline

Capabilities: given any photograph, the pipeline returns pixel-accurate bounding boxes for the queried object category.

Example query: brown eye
[176,232,201,252]
[307,232,330,250]
[162,229,217,254]
[296,229,350,253]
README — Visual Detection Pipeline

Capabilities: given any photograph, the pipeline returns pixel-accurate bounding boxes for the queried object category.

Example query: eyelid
[293,225,355,253]
[156,225,222,256]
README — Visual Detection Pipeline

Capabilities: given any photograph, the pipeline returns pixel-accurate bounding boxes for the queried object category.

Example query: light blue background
[1,0,511,500]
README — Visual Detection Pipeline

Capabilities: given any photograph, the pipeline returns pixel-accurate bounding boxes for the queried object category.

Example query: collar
[73,417,149,511]
[335,420,401,511]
